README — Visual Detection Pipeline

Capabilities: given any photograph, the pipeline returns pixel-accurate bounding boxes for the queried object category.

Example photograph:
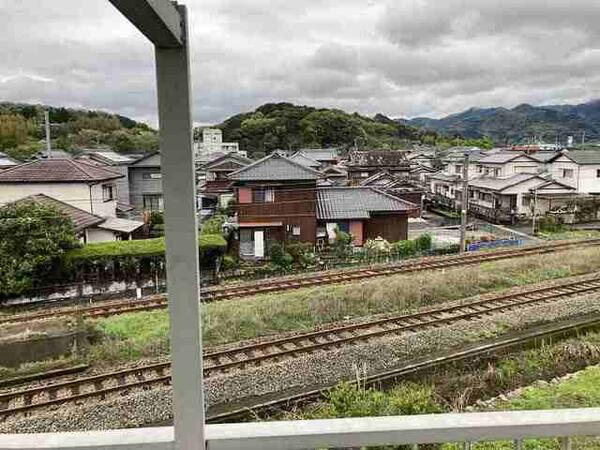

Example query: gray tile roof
[289,152,321,168]
[316,187,417,220]
[297,148,339,162]
[562,150,600,165]
[0,159,124,183]
[228,152,321,181]
[469,173,539,192]
[478,152,539,164]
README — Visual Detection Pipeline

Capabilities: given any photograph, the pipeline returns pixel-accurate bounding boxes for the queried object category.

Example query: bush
[364,238,392,256]
[201,215,225,235]
[307,382,442,419]
[537,216,566,234]
[221,255,238,271]
[287,242,316,268]
[392,239,417,257]
[414,233,432,252]
[268,242,293,270]
[149,211,164,226]
[332,228,353,259]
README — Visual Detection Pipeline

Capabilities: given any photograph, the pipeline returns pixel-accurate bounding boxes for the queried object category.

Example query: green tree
[0,201,79,295]
[0,113,30,150]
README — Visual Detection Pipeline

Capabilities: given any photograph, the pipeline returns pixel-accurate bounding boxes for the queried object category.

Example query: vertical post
[155,5,205,450]
[531,188,538,236]
[44,110,52,157]
[459,153,469,253]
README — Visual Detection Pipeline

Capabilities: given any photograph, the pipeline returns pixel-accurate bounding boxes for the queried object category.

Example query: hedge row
[65,234,227,261]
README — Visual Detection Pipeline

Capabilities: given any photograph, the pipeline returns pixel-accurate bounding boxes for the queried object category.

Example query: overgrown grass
[89,247,600,364]
[538,229,600,241]
[0,355,81,381]
[443,365,600,450]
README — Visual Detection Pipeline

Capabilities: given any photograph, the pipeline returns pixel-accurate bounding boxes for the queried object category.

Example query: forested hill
[0,102,158,161]
[402,100,600,144]
[215,103,441,157]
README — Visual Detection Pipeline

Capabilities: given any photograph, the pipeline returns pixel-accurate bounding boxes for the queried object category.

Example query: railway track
[1,238,599,327]
[3,274,600,419]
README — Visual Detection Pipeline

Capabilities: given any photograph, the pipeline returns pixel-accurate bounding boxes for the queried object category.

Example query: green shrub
[537,216,566,234]
[221,255,238,271]
[268,242,293,270]
[332,228,353,259]
[364,238,392,256]
[392,239,417,257]
[149,211,164,225]
[287,242,316,268]
[306,382,442,419]
[201,215,225,235]
[415,233,433,252]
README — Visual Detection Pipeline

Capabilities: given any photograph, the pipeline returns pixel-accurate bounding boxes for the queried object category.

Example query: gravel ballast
[3,276,600,433]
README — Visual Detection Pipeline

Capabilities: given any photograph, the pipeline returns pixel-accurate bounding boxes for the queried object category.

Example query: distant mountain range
[400,100,600,144]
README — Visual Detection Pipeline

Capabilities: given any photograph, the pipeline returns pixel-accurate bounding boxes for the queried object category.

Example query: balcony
[2,2,598,450]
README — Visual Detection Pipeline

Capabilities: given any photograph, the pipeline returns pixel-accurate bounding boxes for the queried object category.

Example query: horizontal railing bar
[2,408,599,450]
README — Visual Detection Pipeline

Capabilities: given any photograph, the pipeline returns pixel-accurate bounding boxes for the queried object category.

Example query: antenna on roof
[44,110,52,158]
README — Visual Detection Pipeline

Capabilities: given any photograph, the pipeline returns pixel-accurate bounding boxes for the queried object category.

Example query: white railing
[2,408,599,450]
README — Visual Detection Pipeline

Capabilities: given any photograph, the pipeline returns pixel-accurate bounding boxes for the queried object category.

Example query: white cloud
[1,0,598,126]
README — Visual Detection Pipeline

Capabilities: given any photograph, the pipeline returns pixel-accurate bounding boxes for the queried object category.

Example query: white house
[0,159,144,242]
[548,150,600,195]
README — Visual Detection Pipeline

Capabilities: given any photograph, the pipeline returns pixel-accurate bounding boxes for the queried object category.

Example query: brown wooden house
[346,150,411,185]
[228,152,321,258]
[228,152,418,259]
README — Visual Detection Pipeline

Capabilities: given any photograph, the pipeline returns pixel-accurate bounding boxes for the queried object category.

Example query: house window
[360,172,370,178]
[562,168,574,178]
[454,165,462,174]
[477,165,483,173]
[253,188,274,203]
[143,194,163,211]
[292,225,301,236]
[102,184,115,202]
[142,172,162,180]
[597,169,600,178]
[522,197,531,207]
[493,168,500,177]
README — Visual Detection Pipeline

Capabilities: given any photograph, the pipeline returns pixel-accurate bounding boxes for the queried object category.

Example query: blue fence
[467,239,523,252]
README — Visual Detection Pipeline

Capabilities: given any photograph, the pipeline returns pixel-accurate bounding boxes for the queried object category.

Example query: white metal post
[155,5,205,450]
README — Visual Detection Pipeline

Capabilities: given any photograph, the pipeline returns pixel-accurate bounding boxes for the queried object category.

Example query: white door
[254,230,265,258]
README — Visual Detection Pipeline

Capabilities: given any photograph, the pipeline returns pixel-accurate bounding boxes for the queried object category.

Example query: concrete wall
[86,227,118,243]
[0,331,87,367]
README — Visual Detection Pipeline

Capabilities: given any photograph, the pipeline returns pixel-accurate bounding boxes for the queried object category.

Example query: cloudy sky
[2,0,599,126]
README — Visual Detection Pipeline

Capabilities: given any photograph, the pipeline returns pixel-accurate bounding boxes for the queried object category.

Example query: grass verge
[88,246,600,364]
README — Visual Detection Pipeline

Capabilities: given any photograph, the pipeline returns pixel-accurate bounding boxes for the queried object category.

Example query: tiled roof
[297,148,339,162]
[347,150,410,168]
[289,152,321,168]
[0,159,123,183]
[16,194,104,232]
[430,173,460,182]
[478,152,539,164]
[228,152,321,181]
[562,150,600,165]
[316,187,417,220]
[469,173,539,192]
[201,152,252,170]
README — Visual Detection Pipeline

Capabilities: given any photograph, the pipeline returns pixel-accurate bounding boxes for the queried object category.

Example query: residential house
[548,150,600,194]
[83,150,142,215]
[228,153,321,258]
[320,164,348,186]
[317,187,418,245]
[198,152,251,216]
[468,174,576,223]
[346,150,411,185]
[288,151,321,169]
[475,152,543,178]
[227,153,417,259]
[0,159,143,242]
[127,152,163,212]
[359,171,423,217]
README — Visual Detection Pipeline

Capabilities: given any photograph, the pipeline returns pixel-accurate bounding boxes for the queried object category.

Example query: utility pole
[44,110,51,157]
[531,188,538,235]
[459,153,469,253]
[582,131,586,147]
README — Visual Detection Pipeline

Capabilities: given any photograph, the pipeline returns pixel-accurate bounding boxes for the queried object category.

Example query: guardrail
[2,408,598,450]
